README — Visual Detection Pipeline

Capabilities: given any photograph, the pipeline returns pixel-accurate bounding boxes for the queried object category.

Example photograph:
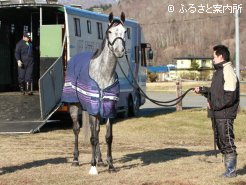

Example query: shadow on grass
[0,157,67,175]
[118,148,219,168]
[237,165,246,176]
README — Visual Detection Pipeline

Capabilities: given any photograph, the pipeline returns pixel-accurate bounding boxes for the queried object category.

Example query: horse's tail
[81,110,91,145]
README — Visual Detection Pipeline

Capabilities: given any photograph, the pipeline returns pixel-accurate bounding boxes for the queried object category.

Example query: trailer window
[127,28,131,39]
[87,20,92,34]
[97,22,103,40]
[74,18,81,37]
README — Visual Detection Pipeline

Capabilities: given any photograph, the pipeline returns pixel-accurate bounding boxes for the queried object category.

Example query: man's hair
[213,45,230,62]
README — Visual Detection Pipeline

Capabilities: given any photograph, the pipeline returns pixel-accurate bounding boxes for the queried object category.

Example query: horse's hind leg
[70,103,80,166]
[105,118,116,172]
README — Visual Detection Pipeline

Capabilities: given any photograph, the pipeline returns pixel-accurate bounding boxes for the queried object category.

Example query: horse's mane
[91,37,106,59]
[91,19,123,60]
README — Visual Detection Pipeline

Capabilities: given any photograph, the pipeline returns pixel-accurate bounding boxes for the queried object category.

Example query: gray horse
[62,12,126,175]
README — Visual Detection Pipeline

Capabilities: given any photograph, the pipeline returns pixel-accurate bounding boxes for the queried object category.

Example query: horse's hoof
[72,161,79,167]
[89,166,98,175]
[97,160,105,167]
[108,165,117,173]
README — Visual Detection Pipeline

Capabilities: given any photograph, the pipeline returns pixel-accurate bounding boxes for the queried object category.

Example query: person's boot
[19,83,25,95]
[221,153,237,178]
[29,82,33,95]
[26,82,33,95]
[26,82,31,95]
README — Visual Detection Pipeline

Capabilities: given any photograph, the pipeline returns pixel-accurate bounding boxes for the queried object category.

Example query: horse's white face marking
[108,24,126,58]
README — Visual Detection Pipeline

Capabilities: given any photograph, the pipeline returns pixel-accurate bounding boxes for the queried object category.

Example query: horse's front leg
[69,104,80,166]
[106,118,116,172]
[82,111,103,165]
[96,123,104,166]
[89,115,100,175]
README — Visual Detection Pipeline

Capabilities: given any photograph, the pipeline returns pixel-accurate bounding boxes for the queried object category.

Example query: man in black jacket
[194,45,240,178]
[15,32,33,95]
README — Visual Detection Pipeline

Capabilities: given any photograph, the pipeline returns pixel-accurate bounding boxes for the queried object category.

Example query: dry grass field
[1,107,246,185]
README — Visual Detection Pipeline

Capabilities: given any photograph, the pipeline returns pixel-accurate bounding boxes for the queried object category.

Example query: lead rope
[117,52,194,107]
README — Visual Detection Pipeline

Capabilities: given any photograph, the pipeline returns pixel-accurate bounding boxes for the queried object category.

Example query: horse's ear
[109,12,113,23]
[120,12,125,23]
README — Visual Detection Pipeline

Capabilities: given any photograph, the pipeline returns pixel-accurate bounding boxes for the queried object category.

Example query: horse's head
[106,12,126,58]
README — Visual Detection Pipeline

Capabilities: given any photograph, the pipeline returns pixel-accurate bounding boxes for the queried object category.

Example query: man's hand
[17,60,23,68]
[207,102,211,109]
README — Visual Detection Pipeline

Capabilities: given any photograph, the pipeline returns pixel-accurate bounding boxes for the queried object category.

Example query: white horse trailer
[0,2,150,133]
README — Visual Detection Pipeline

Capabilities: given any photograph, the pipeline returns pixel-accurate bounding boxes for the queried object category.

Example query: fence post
[176,78,182,111]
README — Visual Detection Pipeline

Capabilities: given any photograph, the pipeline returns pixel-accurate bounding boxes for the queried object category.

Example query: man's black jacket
[201,61,239,119]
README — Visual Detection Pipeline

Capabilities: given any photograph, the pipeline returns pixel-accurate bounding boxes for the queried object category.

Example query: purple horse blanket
[61,52,120,118]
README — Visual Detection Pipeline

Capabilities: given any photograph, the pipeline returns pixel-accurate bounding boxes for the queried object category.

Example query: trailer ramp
[0,57,64,133]
[0,92,45,133]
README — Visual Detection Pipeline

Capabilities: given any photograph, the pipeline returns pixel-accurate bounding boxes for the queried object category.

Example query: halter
[106,20,126,58]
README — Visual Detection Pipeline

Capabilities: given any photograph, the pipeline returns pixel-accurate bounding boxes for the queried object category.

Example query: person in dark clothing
[15,32,34,95]
[194,45,240,178]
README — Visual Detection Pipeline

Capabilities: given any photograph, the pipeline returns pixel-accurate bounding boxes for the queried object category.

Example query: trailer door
[39,25,64,119]
[39,56,63,119]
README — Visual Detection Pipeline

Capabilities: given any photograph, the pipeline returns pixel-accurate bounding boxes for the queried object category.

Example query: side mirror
[147,48,153,60]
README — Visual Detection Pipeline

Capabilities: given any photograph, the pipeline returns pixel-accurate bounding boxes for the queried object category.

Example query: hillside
[9,0,245,67]
[108,0,246,67]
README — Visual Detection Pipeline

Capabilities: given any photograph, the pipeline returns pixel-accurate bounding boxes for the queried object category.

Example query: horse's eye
[108,30,112,34]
